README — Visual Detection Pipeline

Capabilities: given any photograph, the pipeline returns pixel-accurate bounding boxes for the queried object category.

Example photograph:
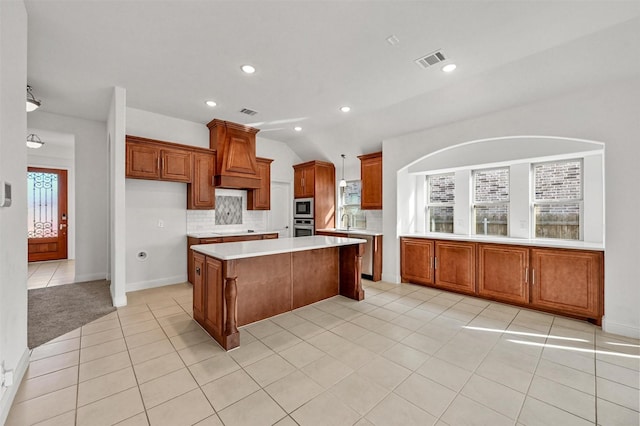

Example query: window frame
[472,166,510,237]
[425,172,455,233]
[531,158,584,241]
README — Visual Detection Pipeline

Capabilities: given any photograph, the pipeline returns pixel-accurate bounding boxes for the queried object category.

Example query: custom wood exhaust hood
[207,119,261,189]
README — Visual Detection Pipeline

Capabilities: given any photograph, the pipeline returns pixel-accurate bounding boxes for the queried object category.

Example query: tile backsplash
[187,189,267,234]
[215,195,242,225]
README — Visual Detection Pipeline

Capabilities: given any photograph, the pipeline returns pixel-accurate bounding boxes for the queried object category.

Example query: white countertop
[188,230,278,239]
[316,228,383,236]
[400,233,604,251]
[191,235,368,260]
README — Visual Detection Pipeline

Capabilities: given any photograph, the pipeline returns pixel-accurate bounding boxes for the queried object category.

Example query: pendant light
[26,134,44,149]
[339,154,347,187]
[26,85,42,112]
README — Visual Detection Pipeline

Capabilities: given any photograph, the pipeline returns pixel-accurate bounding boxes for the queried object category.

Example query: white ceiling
[24,1,640,169]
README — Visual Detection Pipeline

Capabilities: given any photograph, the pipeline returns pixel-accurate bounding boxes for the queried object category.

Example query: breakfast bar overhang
[191,236,366,350]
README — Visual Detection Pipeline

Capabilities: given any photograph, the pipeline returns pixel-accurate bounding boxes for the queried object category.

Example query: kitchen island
[191,236,366,350]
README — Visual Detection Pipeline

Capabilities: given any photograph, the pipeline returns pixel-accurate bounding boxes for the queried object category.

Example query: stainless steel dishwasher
[349,233,374,279]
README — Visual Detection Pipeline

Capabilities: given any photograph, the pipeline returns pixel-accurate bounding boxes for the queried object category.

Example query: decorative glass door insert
[27,167,68,262]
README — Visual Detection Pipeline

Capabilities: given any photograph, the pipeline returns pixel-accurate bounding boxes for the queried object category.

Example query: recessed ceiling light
[442,63,457,73]
[241,64,256,74]
[294,126,302,132]
[340,106,351,113]
[205,100,217,107]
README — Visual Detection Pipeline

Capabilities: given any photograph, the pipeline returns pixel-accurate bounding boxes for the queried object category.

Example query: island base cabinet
[478,244,529,305]
[530,248,603,322]
[435,241,475,295]
[400,238,434,285]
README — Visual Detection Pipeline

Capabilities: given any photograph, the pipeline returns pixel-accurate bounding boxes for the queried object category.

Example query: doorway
[270,181,292,238]
[27,167,68,262]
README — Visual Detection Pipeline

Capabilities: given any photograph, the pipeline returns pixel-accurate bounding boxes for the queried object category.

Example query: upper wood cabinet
[293,161,336,230]
[435,241,475,295]
[478,244,529,304]
[126,136,191,183]
[400,237,434,285]
[530,248,603,319]
[293,165,315,198]
[126,135,217,210]
[207,119,260,189]
[247,158,273,210]
[358,152,382,210]
[187,151,216,210]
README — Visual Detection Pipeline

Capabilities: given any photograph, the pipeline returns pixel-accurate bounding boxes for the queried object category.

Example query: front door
[27,167,68,262]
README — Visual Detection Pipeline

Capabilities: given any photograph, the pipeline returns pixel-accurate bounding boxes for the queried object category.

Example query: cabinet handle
[525,267,529,284]
[157,157,160,171]
[195,266,201,276]
[434,256,438,269]
[161,157,165,171]
[532,268,535,285]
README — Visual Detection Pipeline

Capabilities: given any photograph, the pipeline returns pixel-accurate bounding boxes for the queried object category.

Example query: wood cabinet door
[360,153,382,210]
[126,142,160,179]
[248,158,273,210]
[294,166,315,198]
[478,244,529,304]
[530,248,603,319]
[192,252,206,322]
[188,152,215,209]
[160,149,191,182]
[204,257,224,336]
[400,238,434,285]
[435,241,476,295]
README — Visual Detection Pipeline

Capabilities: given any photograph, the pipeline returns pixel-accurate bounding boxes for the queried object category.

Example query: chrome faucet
[341,213,351,230]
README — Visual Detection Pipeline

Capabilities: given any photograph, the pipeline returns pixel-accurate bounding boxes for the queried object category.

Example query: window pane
[474,168,509,203]
[429,174,455,204]
[474,205,508,236]
[535,160,581,201]
[429,206,454,233]
[535,203,580,240]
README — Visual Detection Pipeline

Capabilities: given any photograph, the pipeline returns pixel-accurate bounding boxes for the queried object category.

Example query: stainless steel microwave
[294,198,314,218]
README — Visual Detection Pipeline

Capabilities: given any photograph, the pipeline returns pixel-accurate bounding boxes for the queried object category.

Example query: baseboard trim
[602,316,640,339]
[0,348,30,425]
[74,272,107,283]
[126,275,187,293]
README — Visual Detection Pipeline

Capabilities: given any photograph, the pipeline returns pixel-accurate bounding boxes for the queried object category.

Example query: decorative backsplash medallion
[215,196,243,225]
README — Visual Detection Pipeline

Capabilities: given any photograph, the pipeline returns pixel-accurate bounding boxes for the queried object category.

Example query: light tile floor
[27,260,75,289]
[8,280,640,425]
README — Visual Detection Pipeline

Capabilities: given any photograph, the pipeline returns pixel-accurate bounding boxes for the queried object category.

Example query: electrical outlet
[158,219,164,228]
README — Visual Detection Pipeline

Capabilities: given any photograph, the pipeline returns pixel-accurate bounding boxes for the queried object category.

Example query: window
[473,168,509,236]
[533,159,582,240]
[426,173,454,233]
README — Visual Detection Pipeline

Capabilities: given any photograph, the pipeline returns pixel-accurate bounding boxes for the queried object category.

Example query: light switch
[158,219,164,228]
[0,181,11,207]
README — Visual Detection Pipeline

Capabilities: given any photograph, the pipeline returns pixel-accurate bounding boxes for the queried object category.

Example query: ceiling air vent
[415,50,446,69]
[240,108,258,116]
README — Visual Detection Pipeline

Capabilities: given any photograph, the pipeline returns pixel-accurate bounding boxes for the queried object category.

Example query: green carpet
[28,280,116,349]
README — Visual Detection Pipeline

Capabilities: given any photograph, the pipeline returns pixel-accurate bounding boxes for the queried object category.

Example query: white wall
[27,112,109,282]
[382,76,640,338]
[0,1,29,422]
[125,109,301,291]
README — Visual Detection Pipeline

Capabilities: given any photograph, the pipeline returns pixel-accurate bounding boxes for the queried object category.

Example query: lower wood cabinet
[435,241,475,295]
[400,238,434,285]
[400,237,604,323]
[530,248,603,319]
[478,244,529,304]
